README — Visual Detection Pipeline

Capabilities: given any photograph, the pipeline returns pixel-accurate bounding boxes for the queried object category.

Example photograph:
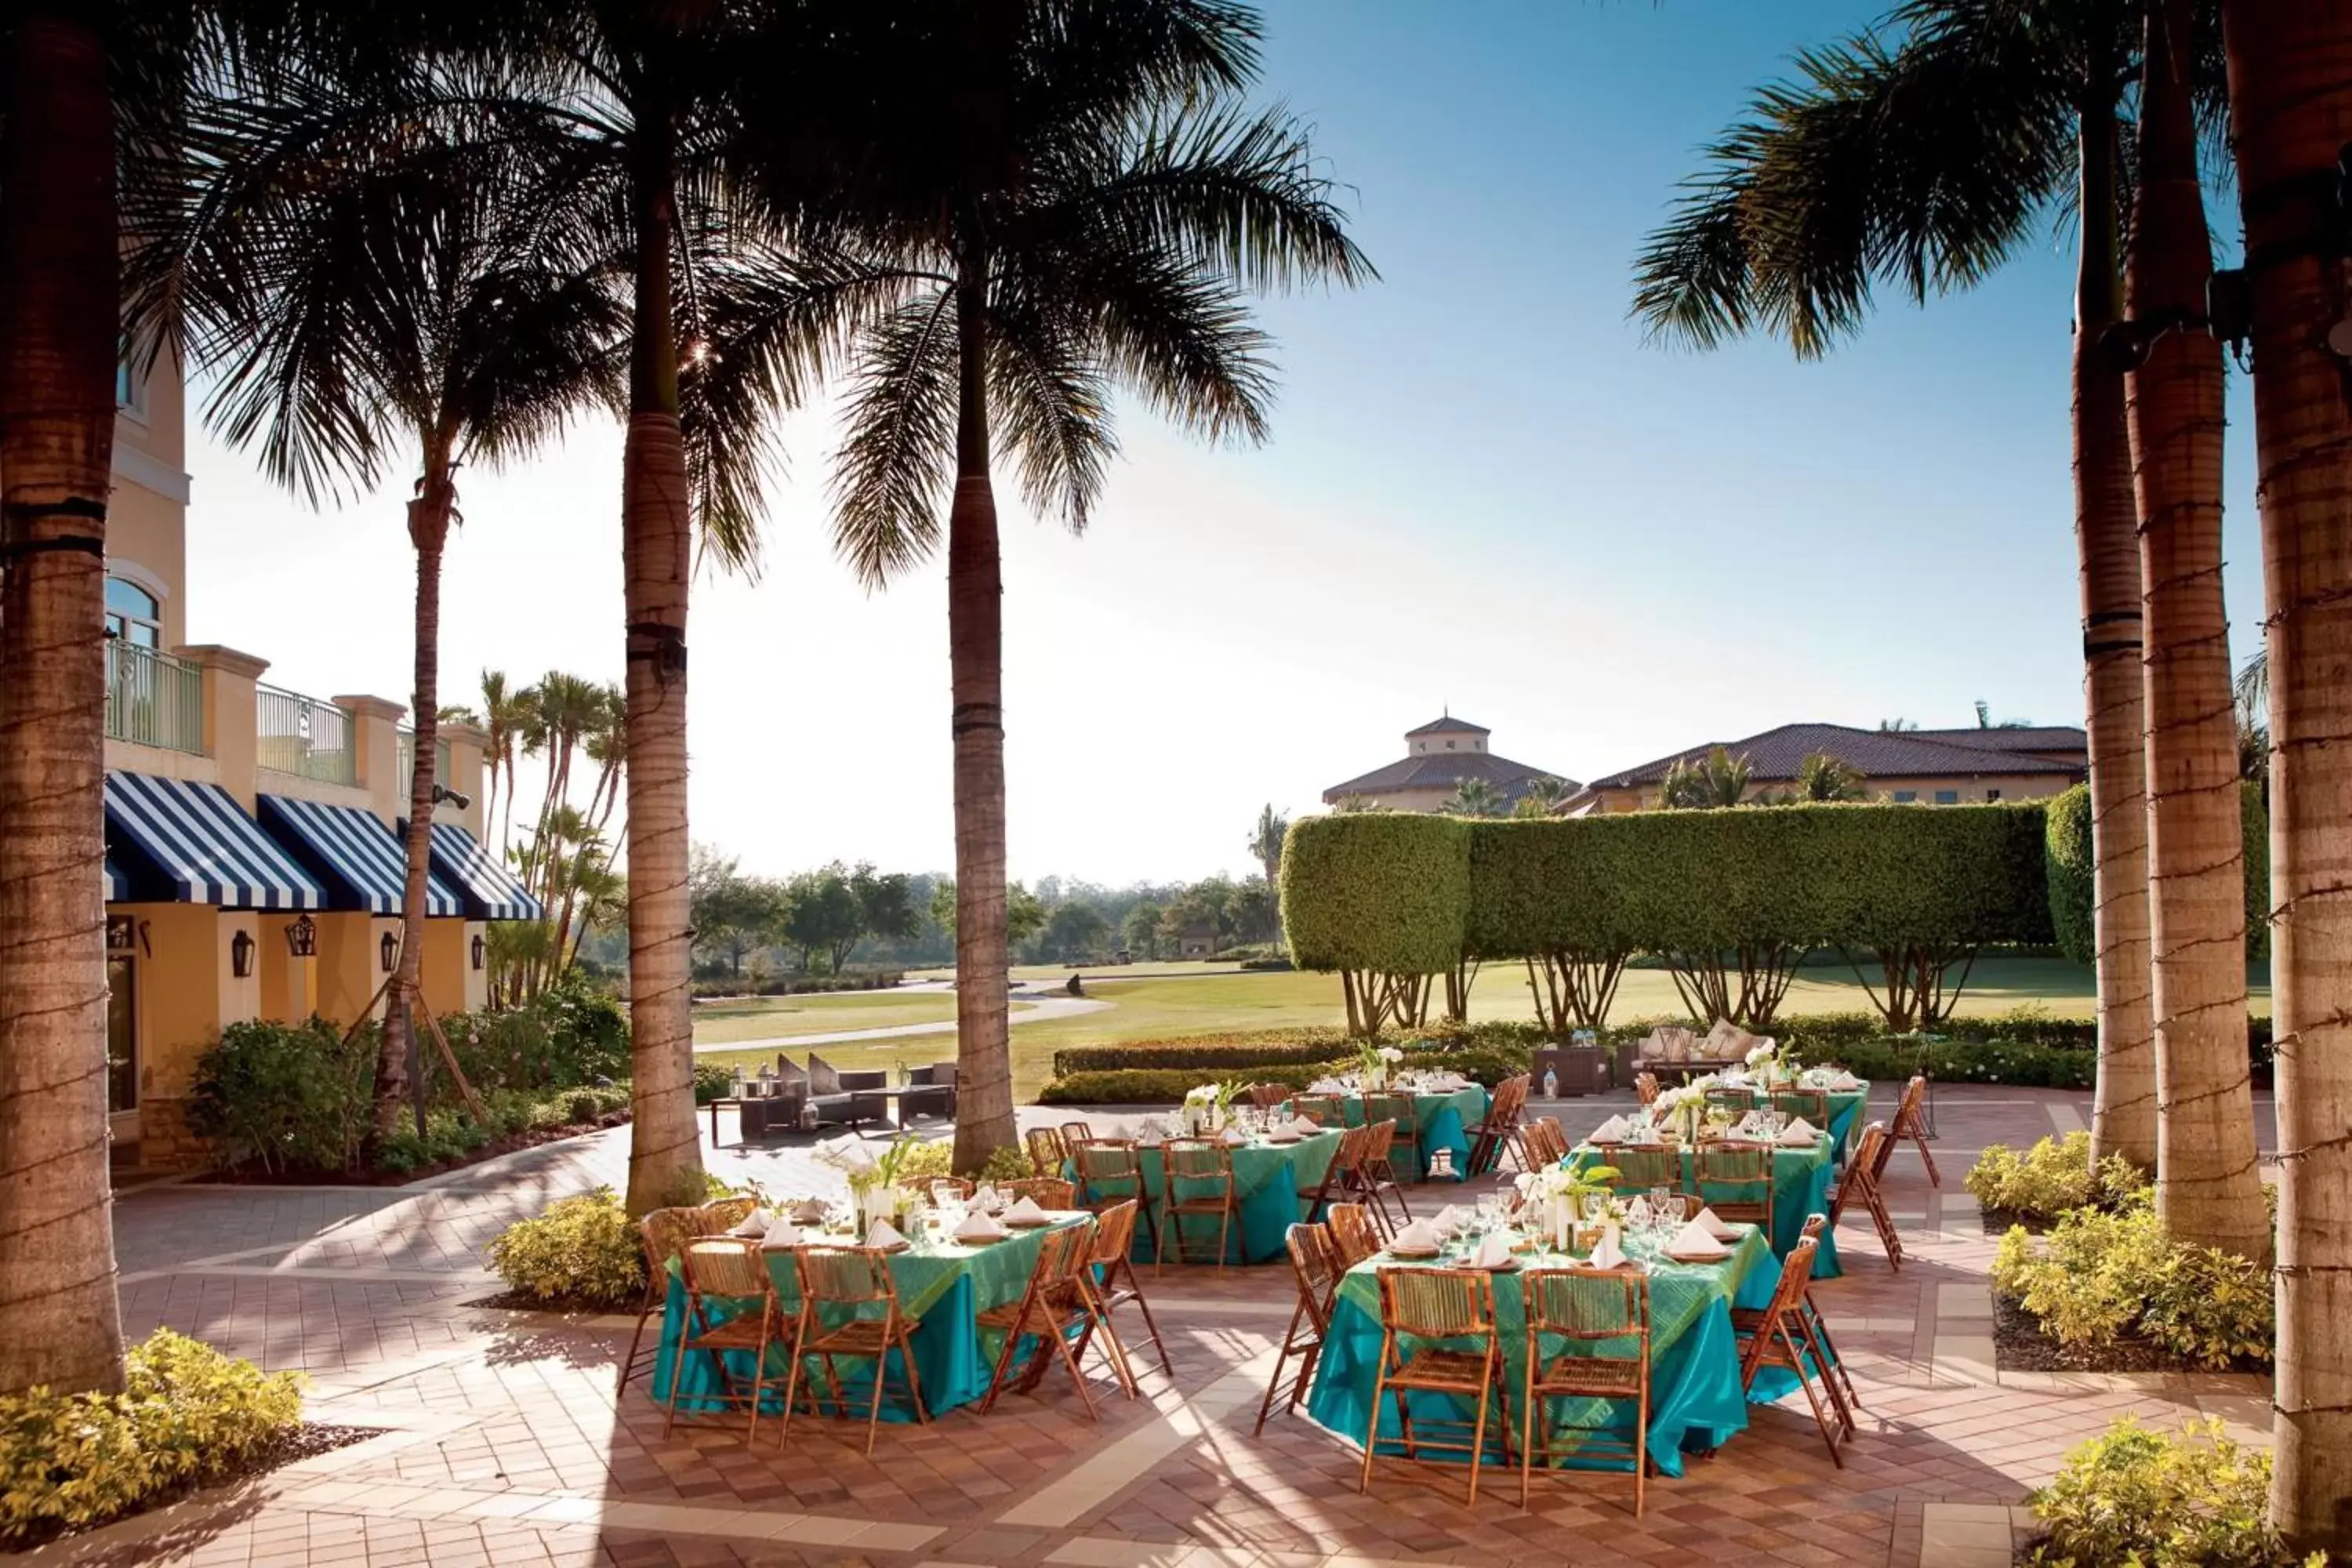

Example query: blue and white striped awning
[103,855,129,902]
[257,795,460,917]
[427,822,543,921]
[103,771,325,910]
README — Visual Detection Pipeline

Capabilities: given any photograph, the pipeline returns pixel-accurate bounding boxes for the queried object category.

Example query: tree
[2234,653,2269,793]
[2126,0,2266,1264]
[1042,899,1109,960]
[1247,804,1288,909]
[690,850,783,977]
[1877,717,1919,731]
[1123,901,1163,959]
[782,865,862,975]
[820,0,1369,1169]
[479,670,529,853]
[1520,775,1572,812]
[2222,0,2352,1543]
[1007,884,1049,952]
[1793,753,1867,803]
[1440,777,1506,817]
[1658,747,1751,809]
[851,865,920,956]
[928,877,959,949]
[1631,0,2164,1171]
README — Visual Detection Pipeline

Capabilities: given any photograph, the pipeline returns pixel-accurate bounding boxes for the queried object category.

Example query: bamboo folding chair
[1731,1235,1842,1465]
[781,1245,927,1454]
[1693,1142,1775,1228]
[663,1238,787,1443]
[1798,1214,1862,1437]
[1351,1120,1413,1236]
[978,1221,1115,1419]
[701,1195,760,1231]
[1025,1125,1069,1178]
[1363,1092,1422,1180]
[1359,1267,1513,1505]
[1256,1222,1341,1433]
[1298,1123,1367,1222]
[1059,1119,1098,1151]
[1595,1144,1683,1197]
[1703,1083,1759,1116]
[1770,1086,1832,1127]
[1830,1123,1904,1271]
[925,1177,975,1205]
[1520,1265,1651,1514]
[1326,1202,1382,1272]
[1290,1093,1347,1127]
[1160,1138,1240,1269]
[1004,1176,1076,1210]
[1073,1140,1160,1258]
[1465,1075,1526,1176]
[1633,1072,1661,1107]
[1876,1076,1940,1186]
[1083,1199,1171,1384]
[1248,1082,1294,1109]
[618,1206,712,1396]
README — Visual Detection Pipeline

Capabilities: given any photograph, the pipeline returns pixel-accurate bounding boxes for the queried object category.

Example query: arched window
[105,577,161,648]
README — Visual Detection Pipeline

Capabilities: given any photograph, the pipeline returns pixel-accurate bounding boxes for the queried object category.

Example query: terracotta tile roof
[1584,722,2086,790]
[1322,749,1576,802]
[1403,715,1491,737]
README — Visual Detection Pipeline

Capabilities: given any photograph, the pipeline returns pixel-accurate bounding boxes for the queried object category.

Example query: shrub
[528,975,632,1082]
[693,1060,735,1104]
[1280,813,1472,978]
[1965,1131,2147,1218]
[2043,785,2095,966]
[1992,1200,2273,1369]
[187,1018,374,1174]
[486,1187,646,1307]
[0,1329,305,1545]
[2026,1417,2315,1567]
[896,1141,1033,1183]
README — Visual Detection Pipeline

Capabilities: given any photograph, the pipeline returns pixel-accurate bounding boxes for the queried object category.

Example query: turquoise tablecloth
[1298,1087,1490,1183]
[650,1213,1094,1421]
[1306,1229,1784,1479]
[1717,1079,1871,1159]
[1073,1131,1344,1265]
[1568,1136,1842,1279]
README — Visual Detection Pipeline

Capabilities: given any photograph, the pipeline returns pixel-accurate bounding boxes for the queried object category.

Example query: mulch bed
[1980,1208,2059,1236]
[200,1112,630,1188]
[463,1289,641,1316]
[1991,1291,2268,1377]
[2,1423,381,1552]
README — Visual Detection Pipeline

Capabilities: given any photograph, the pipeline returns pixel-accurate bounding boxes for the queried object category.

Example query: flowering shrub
[486,1187,645,1307]
[2026,1417,2321,1566]
[1992,1200,2272,1369]
[0,1330,304,1544]
[1965,1131,2147,1218]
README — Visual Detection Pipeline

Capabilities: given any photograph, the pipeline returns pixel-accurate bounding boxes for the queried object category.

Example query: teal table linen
[650,1213,1094,1421]
[1305,1229,1781,1479]
[1305,1087,1490,1181]
[1569,1137,1842,1279]
[1073,1131,1343,1265]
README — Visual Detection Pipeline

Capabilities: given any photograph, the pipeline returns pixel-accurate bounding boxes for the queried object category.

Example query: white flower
[1378,1046,1406,1064]
[1183,1083,1220,1106]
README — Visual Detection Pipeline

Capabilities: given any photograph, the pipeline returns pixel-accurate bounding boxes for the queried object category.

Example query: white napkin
[1220,1126,1247,1146]
[1474,1231,1514,1269]
[1668,1218,1728,1257]
[1308,1078,1345,1094]
[1287,1115,1321,1136]
[1590,1114,1629,1143]
[1004,1195,1048,1225]
[727,1207,772,1237]
[971,1183,1003,1213]
[1432,1204,1465,1237]
[955,1210,1007,1242]
[1389,1218,1441,1252]
[1779,1116,1821,1146]
[790,1197,830,1225]
[1585,1230,1625,1269]
[866,1218,908,1250]
[824,1135,878,1174]
[1693,1205,1738,1241]
[1632,1122,1664,1146]
[1828,1072,1861,1090]
[758,1220,802,1251]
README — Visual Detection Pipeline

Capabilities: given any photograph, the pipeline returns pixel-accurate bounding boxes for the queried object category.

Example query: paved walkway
[40,1087,2271,1568]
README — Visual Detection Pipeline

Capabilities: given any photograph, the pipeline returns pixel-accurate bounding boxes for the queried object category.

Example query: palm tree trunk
[2129,0,2268,1264]
[949,245,1017,1172]
[619,117,702,1216]
[2225,0,2352,1546]
[2075,78,2158,1174]
[376,443,456,1138]
[0,11,126,1398]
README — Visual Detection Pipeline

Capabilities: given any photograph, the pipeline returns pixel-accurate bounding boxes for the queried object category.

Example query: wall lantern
[379,931,398,973]
[285,913,317,958]
[106,915,137,954]
[470,932,486,971]
[230,928,256,979]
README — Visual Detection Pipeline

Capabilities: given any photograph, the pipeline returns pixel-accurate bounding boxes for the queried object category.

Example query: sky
[180,0,2266,888]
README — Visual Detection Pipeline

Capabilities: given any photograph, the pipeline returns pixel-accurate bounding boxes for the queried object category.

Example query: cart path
[690,990,1111,1054]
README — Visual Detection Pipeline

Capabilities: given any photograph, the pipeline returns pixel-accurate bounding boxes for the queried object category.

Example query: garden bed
[201,1109,629,1188]
[1991,1292,2268,1377]
[2,1423,380,1552]
[463,1288,636,1315]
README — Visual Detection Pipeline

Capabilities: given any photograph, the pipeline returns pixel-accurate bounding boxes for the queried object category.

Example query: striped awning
[103,855,129,902]
[426,822,543,921]
[103,771,325,910]
[257,795,460,917]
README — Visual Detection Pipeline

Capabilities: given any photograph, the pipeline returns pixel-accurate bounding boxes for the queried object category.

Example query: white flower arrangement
[1183,1083,1221,1108]
[1378,1045,1406,1065]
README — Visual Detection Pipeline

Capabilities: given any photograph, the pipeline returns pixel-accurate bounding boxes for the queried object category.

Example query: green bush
[1993,1200,2273,1369]
[2026,1417,2317,1567]
[1039,1044,1526,1105]
[896,1140,1033,1183]
[528,975,632,1081]
[2241,779,2270,964]
[0,1329,305,1545]
[2045,785,2095,965]
[693,1060,735,1104]
[486,1187,646,1306]
[1051,1022,1545,1079]
[187,1018,374,1174]
[1965,1131,2147,1218]
[1280,813,1471,976]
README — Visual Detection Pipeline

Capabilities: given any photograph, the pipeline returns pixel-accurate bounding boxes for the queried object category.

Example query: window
[115,358,147,419]
[1986,788,2002,802]
[107,956,136,1112]
[105,577,161,648]
[1892,790,1917,804]
[1934,789,1960,805]
[1445,740,1455,750]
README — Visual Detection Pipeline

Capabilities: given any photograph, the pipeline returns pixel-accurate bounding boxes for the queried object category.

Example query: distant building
[1565,722,2087,814]
[1322,716,1578,814]
[1174,921,1221,960]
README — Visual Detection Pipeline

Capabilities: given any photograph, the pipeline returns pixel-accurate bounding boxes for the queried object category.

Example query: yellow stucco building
[101,350,540,1169]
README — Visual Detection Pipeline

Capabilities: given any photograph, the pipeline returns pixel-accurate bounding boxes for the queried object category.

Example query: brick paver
[29,1085,2269,1568]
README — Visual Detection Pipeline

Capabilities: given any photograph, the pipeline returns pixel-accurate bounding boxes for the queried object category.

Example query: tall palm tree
[479,669,530,854]
[820,0,1370,1170]
[160,85,624,1137]
[1659,746,1752,809]
[1247,803,1287,949]
[2125,0,2266,1263]
[1440,777,1505,817]
[1630,0,2164,1171]
[1794,752,1867,802]
[2222,0,2352,1543]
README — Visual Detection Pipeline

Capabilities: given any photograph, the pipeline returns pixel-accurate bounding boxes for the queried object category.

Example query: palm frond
[985,284,1116,531]
[829,287,960,588]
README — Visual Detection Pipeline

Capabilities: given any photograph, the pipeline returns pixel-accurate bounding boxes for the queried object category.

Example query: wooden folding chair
[619,1205,710,1396]
[1160,1138,1239,1269]
[1256,1222,1340,1433]
[1876,1076,1940,1186]
[1831,1123,1904,1271]
[1359,1267,1512,1504]
[1025,1125,1069,1178]
[1732,1235,1842,1465]
[1519,1116,1570,1169]
[782,1244,927,1454]
[1633,1072,1661,1107]
[1248,1082,1294,1109]
[1798,1214,1862,1438]
[1073,1140,1160,1258]
[1352,1120,1412,1236]
[978,1221,1114,1419]
[924,1176,975,1205]
[1363,1092,1422,1180]
[1326,1202,1382,1271]
[1004,1176,1076,1210]
[1464,1075,1524,1175]
[1693,1141,1774,1228]
[1770,1086,1831,1127]
[1298,1123,1367,1221]
[1083,1199,1171,1384]
[1520,1265,1651,1514]
[1594,1144,1683,1198]
[1704,1083,1759,1116]
[1290,1093,1347,1127]
[663,1238,786,1442]
[1059,1119,1098,1151]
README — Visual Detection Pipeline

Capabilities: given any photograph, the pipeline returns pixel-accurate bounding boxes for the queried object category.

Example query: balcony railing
[104,641,205,755]
[256,684,356,786]
[394,728,453,793]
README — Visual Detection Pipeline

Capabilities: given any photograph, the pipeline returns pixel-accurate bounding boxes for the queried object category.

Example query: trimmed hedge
[1280,813,1468,975]
[1050,1022,1549,1079]
[1039,1046,1530,1105]
[2045,780,2270,964]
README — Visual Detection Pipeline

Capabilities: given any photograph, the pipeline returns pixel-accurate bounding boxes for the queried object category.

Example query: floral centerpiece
[1358,1040,1406,1090]
[818,1132,923,1232]
[1744,1040,1788,1084]
[1181,1080,1243,1135]
[1653,1073,1719,1143]
[1515,1163,1624,1251]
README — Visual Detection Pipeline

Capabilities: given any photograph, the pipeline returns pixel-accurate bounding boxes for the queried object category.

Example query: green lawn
[690,990,1033,1045]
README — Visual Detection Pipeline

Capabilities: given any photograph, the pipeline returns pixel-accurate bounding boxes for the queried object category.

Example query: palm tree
[1659,747,1752,809]
[820,0,1370,1170]
[2125,0,2266,1264]
[1441,778,1505,818]
[162,87,623,1137]
[1793,753,1867,802]
[1631,0,2163,1172]
[1247,804,1287,949]
[2221,0,2352,1543]
[1520,775,1572,813]
[479,669,530,854]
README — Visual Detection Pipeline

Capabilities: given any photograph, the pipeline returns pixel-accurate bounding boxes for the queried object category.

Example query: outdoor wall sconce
[379,931,398,973]
[470,932,486,971]
[106,915,136,954]
[285,913,317,958]
[230,929,256,979]
[432,783,471,811]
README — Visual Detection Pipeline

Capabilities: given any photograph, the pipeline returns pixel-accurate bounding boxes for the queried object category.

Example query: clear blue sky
[187,0,2264,884]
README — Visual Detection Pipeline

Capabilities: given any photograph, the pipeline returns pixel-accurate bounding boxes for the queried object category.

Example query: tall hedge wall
[1279,812,1469,975]
[2043,780,2267,966]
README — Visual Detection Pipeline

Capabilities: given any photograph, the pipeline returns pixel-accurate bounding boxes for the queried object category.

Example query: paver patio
[36,1084,2274,1568]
